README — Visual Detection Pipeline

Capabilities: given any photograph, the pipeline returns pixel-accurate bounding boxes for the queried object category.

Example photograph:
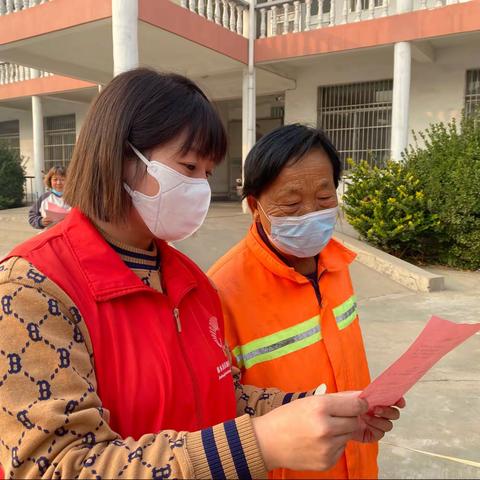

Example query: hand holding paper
[360,316,480,409]
[44,202,69,224]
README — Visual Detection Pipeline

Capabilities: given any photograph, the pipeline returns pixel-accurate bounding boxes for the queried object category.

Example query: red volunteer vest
[5,208,237,439]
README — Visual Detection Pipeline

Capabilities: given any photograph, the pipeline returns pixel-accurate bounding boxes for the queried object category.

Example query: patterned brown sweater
[0,237,313,479]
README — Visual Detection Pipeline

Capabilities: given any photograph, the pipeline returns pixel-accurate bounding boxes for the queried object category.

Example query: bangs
[179,94,227,164]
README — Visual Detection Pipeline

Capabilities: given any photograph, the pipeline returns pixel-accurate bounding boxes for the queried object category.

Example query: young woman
[28,165,70,229]
[0,69,402,479]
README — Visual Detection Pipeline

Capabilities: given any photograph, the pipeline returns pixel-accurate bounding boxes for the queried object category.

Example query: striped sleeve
[186,415,266,479]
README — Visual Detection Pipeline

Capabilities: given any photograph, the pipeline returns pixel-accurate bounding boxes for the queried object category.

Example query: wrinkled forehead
[261,150,336,198]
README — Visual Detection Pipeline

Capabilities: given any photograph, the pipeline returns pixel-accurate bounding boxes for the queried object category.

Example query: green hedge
[343,112,480,270]
[0,142,25,210]
[405,113,480,269]
[343,160,440,261]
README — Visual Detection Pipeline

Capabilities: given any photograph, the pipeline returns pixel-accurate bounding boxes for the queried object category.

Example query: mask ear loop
[256,200,271,222]
[124,141,152,196]
[127,141,150,168]
[123,182,134,196]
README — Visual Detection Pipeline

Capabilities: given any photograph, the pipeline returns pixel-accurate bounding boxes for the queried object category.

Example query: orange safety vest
[209,224,378,480]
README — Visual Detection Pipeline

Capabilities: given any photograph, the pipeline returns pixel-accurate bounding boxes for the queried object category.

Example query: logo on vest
[209,316,223,349]
[216,360,231,381]
[209,316,231,381]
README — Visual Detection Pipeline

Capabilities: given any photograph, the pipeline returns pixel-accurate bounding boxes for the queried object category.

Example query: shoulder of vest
[164,244,217,298]
[0,256,78,312]
[208,239,249,280]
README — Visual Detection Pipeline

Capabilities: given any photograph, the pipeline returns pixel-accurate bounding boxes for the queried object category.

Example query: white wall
[284,42,480,146]
[74,102,90,139]
[210,101,230,196]
[0,108,35,176]
[409,43,479,136]
[0,98,91,179]
[284,48,394,126]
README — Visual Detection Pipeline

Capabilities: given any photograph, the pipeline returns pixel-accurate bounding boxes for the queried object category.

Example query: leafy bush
[343,160,440,260]
[343,111,480,270]
[404,113,480,269]
[0,142,25,210]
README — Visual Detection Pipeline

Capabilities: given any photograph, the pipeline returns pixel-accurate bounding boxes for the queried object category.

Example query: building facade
[0,0,479,200]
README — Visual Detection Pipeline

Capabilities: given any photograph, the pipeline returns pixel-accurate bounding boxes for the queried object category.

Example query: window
[465,69,480,116]
[44,114,76,171]
[318,79,393,168]
[0,120,20,153]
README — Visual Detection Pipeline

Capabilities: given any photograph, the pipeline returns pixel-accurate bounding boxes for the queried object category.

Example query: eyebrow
[277,179,333,195]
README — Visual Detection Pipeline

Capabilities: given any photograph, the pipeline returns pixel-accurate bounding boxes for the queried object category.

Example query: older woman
[28,165,70,229]
[209,124,393,480]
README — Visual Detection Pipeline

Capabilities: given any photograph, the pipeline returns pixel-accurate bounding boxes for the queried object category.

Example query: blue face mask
[51,188,63,197]
[260,204,338,258]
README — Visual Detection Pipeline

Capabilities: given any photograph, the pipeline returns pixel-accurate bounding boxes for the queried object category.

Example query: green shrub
[343,111,480,270]
[404,112,480,269]
[343,160,440,261]
[0,142,25,210]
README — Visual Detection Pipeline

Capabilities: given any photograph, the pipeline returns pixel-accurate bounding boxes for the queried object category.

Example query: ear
[247,196,259,221]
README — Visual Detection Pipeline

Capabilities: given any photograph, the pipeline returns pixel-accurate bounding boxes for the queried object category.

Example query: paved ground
[1,203,479,479]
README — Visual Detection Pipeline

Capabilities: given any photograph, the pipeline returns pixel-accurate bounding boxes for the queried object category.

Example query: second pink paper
[360,315,480,409]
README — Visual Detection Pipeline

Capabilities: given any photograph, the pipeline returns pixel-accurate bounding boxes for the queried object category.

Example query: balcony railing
[0,0,50,15]
[177,0,469,38]
[0,0,470,39]
[256,0,467,37]
[178,0,250,36]
[0,62,53,85]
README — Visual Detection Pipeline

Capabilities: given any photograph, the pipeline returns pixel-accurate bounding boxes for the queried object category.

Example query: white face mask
[259,203,338,258]
[124,143,211,242]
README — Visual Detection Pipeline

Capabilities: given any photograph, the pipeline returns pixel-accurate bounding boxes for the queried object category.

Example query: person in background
[28,165,70,229]
[209,124,400,480]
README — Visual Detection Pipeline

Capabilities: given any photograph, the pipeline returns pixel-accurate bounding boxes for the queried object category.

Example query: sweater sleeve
[0,258,266,479]
[28,193,47,229]
[232,367,316,418]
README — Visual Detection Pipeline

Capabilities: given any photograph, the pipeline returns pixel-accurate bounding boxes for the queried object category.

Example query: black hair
[126,69,227,163]
[242,124,342,199]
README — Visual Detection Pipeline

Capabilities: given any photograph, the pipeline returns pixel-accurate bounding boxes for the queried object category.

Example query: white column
[397,0,413,12]
[390,0,412,161]
[305,0,312,30]
[112,0,139,76]
[391,41,411,161]
[293,1,300,32]
[247,0,256,157]
[282,3,289,34]
[30,68,45,198]
[32,95,45,198]
[260,8,266,37]
[242,0,256,212]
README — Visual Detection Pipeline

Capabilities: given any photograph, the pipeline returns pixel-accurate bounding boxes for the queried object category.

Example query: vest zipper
[172,306,202,425]
[173,307,182,333]
[309,269,327,307]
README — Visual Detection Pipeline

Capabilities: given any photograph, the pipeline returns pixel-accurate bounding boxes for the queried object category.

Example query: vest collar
[246,223,356,284]
[62,208,197,303]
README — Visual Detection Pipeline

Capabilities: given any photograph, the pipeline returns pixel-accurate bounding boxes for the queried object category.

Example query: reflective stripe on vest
[233,296,358,370]
[333,295,358,330]
[232,315,322,369]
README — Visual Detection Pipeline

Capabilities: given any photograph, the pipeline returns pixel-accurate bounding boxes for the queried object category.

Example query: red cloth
[6,208,237,439]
